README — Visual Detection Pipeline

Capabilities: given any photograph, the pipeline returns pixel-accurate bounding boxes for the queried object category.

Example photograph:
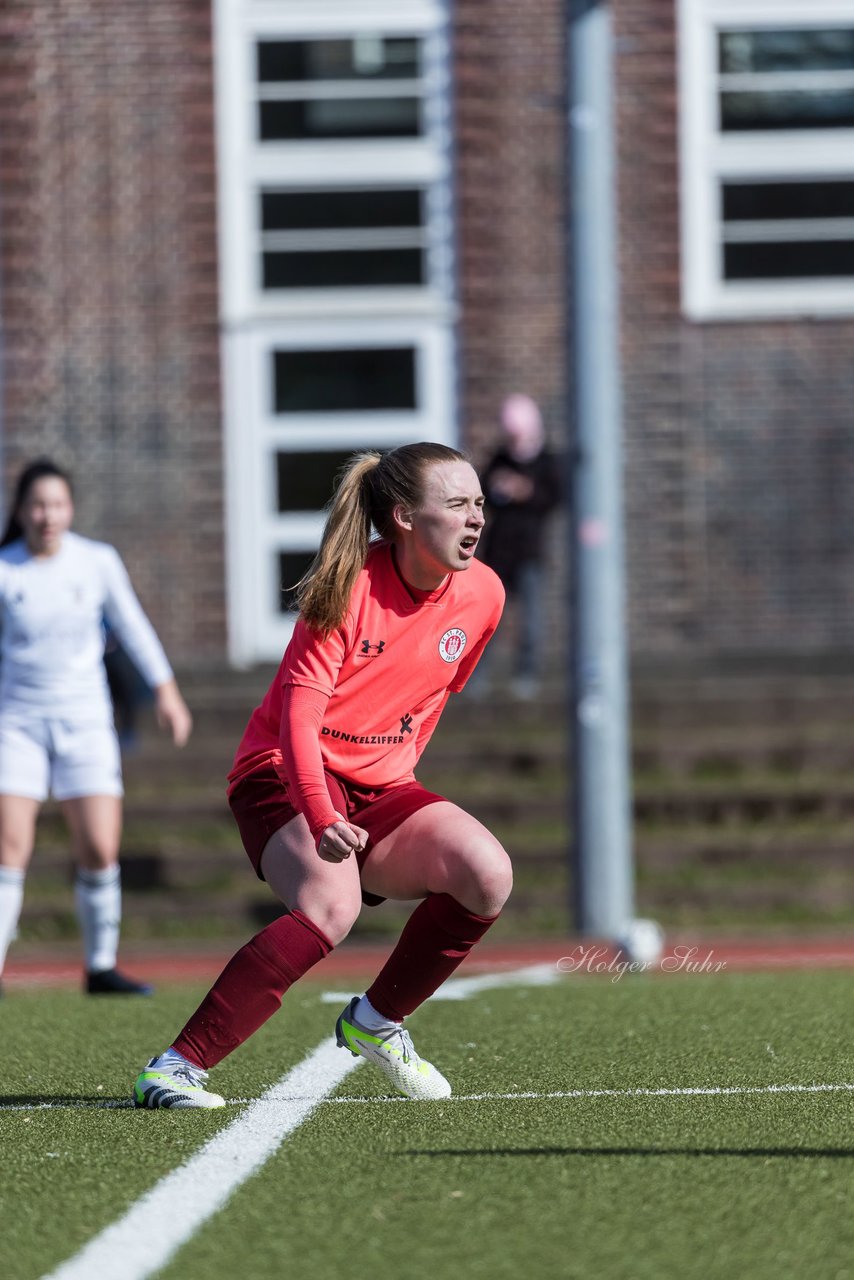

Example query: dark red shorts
[227,764,447,905]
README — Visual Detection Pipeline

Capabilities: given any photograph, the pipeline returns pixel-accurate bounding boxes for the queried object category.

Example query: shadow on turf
[399,1147,854,1159]
[0,1095,132,1108]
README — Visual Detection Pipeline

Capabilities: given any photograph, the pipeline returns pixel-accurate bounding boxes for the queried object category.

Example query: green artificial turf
[3,970,854,1280]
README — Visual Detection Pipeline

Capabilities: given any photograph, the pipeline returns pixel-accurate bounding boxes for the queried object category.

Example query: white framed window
[678,0,854,319]
[214,0,456,664]
[223,320,454,661]
[217,2,454,326]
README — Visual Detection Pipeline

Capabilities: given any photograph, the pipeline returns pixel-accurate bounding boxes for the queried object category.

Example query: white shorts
[0,712,124,801]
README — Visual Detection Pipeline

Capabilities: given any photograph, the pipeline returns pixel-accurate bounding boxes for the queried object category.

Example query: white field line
[321,1081,854,1103]
[40,1041,363,1280]
[7,1080,854,1115]
[319,961,559,1004]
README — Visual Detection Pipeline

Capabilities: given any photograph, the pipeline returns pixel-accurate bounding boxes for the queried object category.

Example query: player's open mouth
[459,536,479,557]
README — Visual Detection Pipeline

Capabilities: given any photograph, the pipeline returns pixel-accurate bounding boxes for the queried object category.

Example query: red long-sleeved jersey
[228,543,504,832]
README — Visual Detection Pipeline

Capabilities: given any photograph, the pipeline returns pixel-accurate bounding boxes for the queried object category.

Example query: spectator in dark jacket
[478,394,562,698]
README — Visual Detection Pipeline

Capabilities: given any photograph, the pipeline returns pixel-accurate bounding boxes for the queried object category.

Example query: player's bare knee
[479,856,513,915]
[308,899,361,946]
[75,843,117,872]
[0,841,33,871]
[0,823,36,869]
[456,843,513,917]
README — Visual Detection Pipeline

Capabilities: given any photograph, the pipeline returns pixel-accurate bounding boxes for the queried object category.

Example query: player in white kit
[0,459,193,994]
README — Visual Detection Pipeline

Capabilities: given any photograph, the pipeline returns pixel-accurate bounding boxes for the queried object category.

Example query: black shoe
[86,968,154,996]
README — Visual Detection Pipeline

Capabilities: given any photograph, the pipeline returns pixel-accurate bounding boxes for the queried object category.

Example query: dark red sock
[173,909,332,1069]
[366,893,498,1022]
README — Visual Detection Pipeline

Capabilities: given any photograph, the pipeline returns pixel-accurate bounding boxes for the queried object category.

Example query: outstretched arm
[101,546,173,688]
[101,545,192,746]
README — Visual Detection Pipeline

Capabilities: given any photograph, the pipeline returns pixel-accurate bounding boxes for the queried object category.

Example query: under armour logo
[400,714,413,735]
[360,639,386,656]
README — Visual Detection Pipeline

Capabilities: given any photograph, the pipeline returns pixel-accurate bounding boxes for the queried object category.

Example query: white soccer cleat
[133,1056,226,1109]
[335,997,452,1101]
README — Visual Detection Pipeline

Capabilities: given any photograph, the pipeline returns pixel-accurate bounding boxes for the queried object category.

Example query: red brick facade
[453,0,568,465]
[452,0,569,680]
[615,0,854,660]
[0,0,225,660]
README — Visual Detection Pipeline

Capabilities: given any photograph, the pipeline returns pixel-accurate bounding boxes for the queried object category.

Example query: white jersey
[0,531,173,720]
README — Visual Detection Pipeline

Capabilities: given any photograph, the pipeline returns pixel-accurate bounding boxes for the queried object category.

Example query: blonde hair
[295,442,466,635]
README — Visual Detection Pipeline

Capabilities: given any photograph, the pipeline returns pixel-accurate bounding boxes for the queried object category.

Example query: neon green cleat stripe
[339,1019,404,1059]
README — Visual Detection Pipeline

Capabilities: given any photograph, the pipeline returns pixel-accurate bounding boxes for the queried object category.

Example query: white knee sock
[152,1047,197,1071]
[75,865,121,974]
[0,866,25,974]
[353,993,401,1031]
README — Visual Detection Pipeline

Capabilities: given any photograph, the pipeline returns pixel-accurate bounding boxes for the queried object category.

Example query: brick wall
[453,0,569,465]
[614,0,854,660]
[453,0,570,676]
[0,0,225,662]
[455,0,854,664]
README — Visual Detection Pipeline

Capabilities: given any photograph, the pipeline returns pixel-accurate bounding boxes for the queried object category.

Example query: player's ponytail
[295,441,466,635]
[296,451,381,635]
[0,457,74,548]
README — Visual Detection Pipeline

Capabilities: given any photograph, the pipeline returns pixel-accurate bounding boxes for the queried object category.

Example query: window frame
[215,0,456,664]
[217,3,453,325]
[678,0,854,319]
[221,318,454,662]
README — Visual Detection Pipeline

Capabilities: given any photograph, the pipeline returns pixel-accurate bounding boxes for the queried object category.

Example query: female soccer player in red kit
[133,443,510,1106]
